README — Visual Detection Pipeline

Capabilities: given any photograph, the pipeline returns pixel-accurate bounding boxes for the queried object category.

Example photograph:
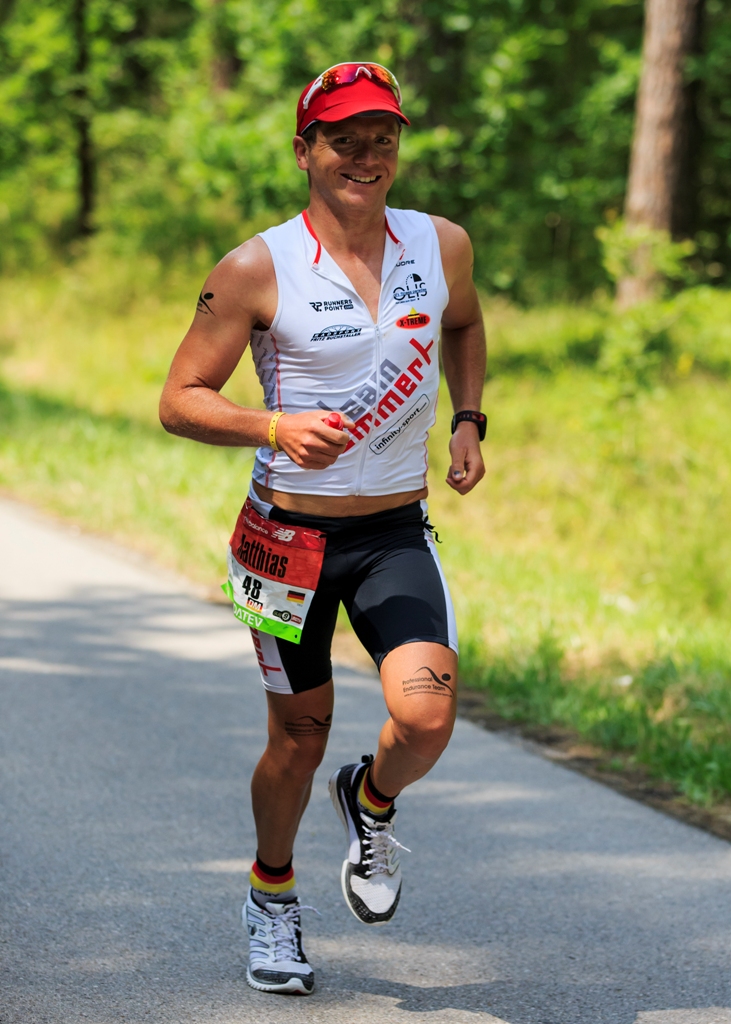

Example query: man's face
[293,115,400,212]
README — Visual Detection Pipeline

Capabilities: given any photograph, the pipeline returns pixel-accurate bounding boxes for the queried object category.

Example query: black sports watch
[451,410,487,441]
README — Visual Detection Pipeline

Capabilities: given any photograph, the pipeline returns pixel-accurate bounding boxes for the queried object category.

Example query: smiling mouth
[342,174,381,184]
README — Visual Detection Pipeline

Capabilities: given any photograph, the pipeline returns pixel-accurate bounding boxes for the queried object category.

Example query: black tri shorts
[248,499,458,694]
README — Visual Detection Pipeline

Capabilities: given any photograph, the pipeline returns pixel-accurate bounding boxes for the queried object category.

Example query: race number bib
[222,499,326,645]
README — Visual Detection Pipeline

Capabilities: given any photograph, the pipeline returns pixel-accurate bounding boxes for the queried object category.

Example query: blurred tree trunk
[71,0,94,237]
[0,0,17,27]
[210,0,241,92]
[617,0,703,309]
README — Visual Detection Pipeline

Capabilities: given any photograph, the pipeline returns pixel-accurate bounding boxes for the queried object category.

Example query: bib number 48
[239,575,262,600]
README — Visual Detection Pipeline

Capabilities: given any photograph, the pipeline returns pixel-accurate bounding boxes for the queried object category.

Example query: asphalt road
[2,498,731,1024]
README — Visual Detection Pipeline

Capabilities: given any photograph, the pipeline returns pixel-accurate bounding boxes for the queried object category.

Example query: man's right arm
[159,237,350,468]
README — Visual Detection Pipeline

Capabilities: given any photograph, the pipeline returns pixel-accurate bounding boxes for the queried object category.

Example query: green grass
[2,257,731,804]
[460,638,731,805]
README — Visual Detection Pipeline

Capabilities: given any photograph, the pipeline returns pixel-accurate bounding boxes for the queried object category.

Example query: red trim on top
[303,209,402,262]
[264,450,275,487]
[271,334,283,412]
[424,387,438,487]
[301,210,321,265]
[264,333,282,488]
[385,216,401,246]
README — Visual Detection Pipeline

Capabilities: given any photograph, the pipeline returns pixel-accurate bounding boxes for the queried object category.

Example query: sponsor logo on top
[310,324,362,343]
[396,308,431,330]
[393,273,427,303]
[310,299,354,312]
[369,394,430,455]
[337,336,436,454]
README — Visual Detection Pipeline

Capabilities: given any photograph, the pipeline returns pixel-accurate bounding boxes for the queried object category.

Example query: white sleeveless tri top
[250,207,449,496]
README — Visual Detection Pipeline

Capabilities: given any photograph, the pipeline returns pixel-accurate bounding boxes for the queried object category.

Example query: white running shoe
[243,889,315,995]
[328,756,410,926]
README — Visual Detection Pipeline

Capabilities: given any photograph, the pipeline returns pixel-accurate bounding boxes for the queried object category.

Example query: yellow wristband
[268,411,285,451]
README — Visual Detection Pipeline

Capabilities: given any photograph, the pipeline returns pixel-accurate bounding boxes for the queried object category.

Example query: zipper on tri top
[311,250,387,498]
[354,321,381,496]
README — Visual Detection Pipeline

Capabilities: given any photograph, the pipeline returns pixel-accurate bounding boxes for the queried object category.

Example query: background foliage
[2,0,731,300]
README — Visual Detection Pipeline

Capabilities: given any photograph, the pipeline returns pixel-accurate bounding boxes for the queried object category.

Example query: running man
[160,62,487,995]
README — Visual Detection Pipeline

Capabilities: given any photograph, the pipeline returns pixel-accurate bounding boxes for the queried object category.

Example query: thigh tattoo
[401,667,454,699]
[283,713,333,736]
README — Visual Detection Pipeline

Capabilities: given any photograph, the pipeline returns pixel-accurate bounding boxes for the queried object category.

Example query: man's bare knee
[391,709,455,762]
[265,732,328,780]
[263,685,333,781]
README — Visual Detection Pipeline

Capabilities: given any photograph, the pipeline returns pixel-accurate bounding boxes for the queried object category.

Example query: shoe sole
[328,767,350,836]
[246,967,313,995]
[329,767,389,927]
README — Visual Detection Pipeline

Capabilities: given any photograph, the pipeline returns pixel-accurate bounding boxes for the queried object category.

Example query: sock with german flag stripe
[249,854,297,907]
[357,765,397,819]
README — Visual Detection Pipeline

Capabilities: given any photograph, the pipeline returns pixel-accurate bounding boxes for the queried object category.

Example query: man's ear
[293,136,310,171]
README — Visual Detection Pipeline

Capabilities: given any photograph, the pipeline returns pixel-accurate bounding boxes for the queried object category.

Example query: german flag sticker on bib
[222,499,326,644]
[396,308,430,329]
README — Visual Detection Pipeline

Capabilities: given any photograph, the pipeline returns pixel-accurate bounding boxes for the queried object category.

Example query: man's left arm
[431,217,487,495]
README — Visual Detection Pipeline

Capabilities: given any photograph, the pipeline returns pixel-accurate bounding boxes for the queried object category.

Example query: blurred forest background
[2,0,730,298]
[2,0,731,809]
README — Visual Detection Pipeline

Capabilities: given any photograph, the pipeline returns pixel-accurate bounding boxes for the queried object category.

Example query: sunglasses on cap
[301,62,403,111]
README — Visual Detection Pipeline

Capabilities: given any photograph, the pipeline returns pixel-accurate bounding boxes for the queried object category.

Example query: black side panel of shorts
[344,541,451,669]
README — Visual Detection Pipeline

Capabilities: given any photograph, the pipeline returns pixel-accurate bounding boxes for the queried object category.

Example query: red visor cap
[296,75,410,137]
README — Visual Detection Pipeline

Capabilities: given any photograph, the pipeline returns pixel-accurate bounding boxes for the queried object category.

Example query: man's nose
[352,140,380,164]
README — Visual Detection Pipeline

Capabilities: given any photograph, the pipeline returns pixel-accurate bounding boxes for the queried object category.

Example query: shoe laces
[361,815,411,876]
[267,903,320,963]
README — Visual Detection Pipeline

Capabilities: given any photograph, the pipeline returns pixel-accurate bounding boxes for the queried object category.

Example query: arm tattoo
[401,667,454,698]
[197,291,215,315]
